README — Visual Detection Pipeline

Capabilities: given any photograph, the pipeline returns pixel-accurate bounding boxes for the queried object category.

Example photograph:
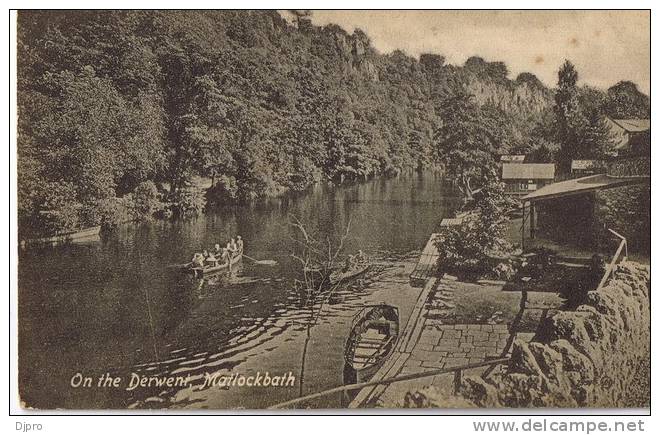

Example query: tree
[433,89,503,198]
[17,11,166,233]
[580,113,615,159]
[604,81,650,119]
[19,11,642,238]
[289,215,351,399]
[553,61,616,170]
[554,60,587,173]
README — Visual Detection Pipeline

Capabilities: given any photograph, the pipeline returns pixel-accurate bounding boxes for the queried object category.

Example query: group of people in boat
[341,249,368,272]
[190,236,243,270]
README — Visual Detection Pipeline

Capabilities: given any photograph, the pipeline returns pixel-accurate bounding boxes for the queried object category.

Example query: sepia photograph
[12,8,650,413]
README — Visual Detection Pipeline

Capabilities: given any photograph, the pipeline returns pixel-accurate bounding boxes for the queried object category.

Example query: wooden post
[453,369,462,394]
[530,203,536,239]
[521,202,526,252]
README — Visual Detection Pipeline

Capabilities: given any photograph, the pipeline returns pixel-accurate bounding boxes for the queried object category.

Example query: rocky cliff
[329,27,379,80]
[323,26,553,112]
[465,78,552,113]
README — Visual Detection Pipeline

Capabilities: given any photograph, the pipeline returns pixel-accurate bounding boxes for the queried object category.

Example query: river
[18,171,460,409]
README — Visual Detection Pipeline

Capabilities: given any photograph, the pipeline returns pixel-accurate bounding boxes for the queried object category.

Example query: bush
[435,181,518,281]
[168,187,206,217]
[38,181,81,234]
[519,247,557,279]
[95,196,131,229]
[205,175,239,205]
[492,260,517,281]
[435,216,488,280]
[131,180,162,220]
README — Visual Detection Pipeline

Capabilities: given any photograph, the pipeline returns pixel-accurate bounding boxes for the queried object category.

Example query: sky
[308,10,650,93]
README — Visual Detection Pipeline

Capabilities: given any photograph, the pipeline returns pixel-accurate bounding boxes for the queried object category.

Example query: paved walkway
[349,277,535,408]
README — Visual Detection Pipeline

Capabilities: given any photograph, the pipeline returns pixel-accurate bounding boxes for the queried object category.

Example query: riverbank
[381,261,650,409]
[350,276,546,408]
[18,171,459,409]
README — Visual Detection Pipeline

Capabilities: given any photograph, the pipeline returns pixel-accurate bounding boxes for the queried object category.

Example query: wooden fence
[595,228,628,292]
[268,357,511,409]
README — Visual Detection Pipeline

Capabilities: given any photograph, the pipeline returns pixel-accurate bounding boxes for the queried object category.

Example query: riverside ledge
[401,261,651,409]
[349,276,536,408]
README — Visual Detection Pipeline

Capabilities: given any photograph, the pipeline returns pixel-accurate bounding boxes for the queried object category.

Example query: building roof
[500,154,526,162]
[440,217,465,227]
[440,211,471,227]
[609,118,650,133]
[523,174,649,202]
[571,159,601,170]
[502,163,555,180]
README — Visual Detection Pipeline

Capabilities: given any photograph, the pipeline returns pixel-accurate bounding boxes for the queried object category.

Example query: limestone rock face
[401,261,650,409]
[330,29,379,81]
[464,78,551,113]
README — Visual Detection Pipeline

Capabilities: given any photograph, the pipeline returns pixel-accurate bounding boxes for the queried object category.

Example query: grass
[451,282,563,332]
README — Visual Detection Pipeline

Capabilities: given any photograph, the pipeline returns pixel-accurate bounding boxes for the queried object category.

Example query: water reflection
[18,171,460,409]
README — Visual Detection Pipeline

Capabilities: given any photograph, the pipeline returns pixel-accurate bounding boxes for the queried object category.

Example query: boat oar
[166,262,189,269]
[242,253,277,266]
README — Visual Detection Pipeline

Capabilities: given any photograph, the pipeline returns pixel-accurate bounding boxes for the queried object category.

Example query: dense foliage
[17,11,650,237]
[434,180,519,280]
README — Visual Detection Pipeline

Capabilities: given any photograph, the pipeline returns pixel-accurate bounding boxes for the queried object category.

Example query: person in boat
[225,241,234,257]
[212,243,223,258]
[205,251,219,267]
[236,235,244,253]
[220,247,232,273]
[227,238,238,257]
[198,250,214,268]
[342,255,354,272]
[191,252,205,268]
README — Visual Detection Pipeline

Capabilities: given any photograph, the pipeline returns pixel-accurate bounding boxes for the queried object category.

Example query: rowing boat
[343,303,399,384]
[329,261,370,285]
[185,250,243,278]
[21,225,101,248]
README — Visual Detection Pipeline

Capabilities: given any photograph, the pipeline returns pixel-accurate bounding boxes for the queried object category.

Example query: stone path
[405,324,512,373]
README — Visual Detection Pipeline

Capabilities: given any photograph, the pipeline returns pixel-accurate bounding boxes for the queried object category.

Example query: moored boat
[21,225,102,248]
[343,303,400,384]
[329,261,369,285]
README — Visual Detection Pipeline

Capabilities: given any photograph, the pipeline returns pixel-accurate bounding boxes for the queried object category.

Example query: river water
[18,171,460,409]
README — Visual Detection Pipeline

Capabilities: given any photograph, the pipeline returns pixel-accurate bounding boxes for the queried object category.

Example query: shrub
[131,180,162,220]
[168,187,206,217]
[205,175,239,205]
[38,181,81,234]
[492,260,517,281]
[519,247,557,279]
[95,196,131,229]
[435,180,519,281]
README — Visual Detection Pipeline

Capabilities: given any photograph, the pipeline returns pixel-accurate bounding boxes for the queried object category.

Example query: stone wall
[403,261,650,408]
[594,183,650,254]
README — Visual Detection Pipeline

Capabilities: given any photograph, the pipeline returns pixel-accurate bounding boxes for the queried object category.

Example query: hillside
[16,10,648,236]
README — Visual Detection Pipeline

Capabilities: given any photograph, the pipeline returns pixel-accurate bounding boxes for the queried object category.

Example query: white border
[2,2,656,433]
